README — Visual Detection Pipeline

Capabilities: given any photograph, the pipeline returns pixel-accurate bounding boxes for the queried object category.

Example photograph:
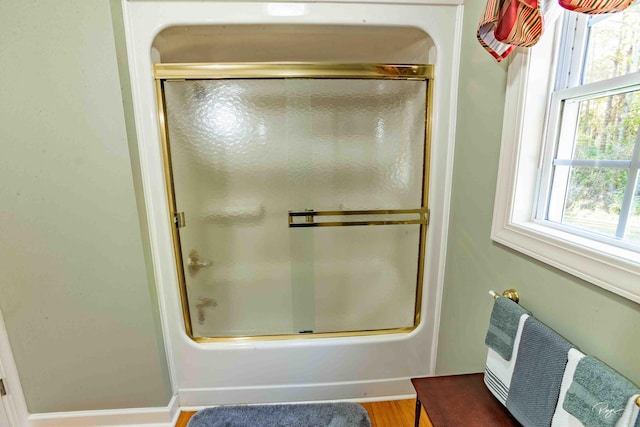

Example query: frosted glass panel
[301,225,420,333]
[285,79,425,210]
[163,78,426,338]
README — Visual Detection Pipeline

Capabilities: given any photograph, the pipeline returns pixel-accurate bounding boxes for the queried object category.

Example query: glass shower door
[283,79,426,334]
[158,64,431,340]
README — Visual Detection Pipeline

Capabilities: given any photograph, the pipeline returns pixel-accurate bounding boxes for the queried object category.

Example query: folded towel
[485,296,529,360]
[564,356,640,427]
[485,313,529,404]
[506,317,573,427]
[615,394,640,427]
[552,348,587,427]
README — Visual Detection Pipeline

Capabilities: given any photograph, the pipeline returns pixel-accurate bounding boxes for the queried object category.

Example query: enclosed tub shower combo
[122,0,463,405]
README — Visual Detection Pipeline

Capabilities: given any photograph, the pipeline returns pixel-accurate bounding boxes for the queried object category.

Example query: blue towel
[485,296,529,360]
[563,356,640,427]
[506,316,573,427]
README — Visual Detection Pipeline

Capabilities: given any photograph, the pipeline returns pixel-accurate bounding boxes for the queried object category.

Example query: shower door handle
[187,250,212,276]
[288,208,429,227]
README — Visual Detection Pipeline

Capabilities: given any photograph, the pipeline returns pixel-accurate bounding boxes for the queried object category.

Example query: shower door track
[154,62,433,80]
[154,62,434,342]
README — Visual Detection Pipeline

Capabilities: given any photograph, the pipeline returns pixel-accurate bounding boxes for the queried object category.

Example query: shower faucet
[187,250,213,276]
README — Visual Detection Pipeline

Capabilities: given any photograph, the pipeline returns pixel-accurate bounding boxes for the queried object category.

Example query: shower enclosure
[155,63,433,340]
[124,1,462,403]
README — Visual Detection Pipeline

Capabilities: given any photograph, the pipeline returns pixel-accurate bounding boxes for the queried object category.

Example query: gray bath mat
[187,402,371,427]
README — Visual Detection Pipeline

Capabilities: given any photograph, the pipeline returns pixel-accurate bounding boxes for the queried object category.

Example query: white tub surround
[121,0,463,406]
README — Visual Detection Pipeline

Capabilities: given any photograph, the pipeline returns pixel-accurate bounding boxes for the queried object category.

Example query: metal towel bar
[489,289,520,304]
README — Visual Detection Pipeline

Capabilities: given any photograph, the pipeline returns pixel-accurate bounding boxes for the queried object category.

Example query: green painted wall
[0,0,172,412]
[436,0,640,386]
[0,0,637,414]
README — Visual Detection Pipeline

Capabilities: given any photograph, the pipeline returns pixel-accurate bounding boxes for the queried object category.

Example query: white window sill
[492,218,640,304]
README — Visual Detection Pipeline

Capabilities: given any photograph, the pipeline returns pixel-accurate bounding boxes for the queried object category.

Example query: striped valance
[478,0,635,62]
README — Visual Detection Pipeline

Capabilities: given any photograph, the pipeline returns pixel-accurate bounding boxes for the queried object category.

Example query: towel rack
[489,289,520,304]
[488,288,640,409]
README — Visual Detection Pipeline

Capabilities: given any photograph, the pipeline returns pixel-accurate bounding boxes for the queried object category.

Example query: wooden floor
[175,399,432,427]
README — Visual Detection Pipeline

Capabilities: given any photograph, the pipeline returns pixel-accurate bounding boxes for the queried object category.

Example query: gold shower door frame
[154,63,434,342]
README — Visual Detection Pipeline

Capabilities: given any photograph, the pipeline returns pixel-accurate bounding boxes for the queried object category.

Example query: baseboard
[178,377,416,407]
[25,379,418,426]
[28,394,179,427]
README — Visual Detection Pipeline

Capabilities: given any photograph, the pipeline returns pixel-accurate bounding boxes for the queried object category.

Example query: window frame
[491,10,640,304]
[537,7,640,248]
[536,75,640,250]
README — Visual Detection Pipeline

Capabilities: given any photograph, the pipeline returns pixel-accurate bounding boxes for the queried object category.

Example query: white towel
[551,348,586,427]
[615,394,640,427]
[553,350,639,427]
[484,313,529,404]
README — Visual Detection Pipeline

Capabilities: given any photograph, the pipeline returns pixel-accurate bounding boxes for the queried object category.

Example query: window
[492,5,640,303]
[539,6,640,249]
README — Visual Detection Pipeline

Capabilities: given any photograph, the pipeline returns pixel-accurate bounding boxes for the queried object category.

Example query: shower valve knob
[187,250,212,276]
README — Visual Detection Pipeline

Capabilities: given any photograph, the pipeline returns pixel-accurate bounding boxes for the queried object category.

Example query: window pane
[582,4,640,85]
[551,166,627,238]
[565,90,640,161]
[626,173,640,244]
